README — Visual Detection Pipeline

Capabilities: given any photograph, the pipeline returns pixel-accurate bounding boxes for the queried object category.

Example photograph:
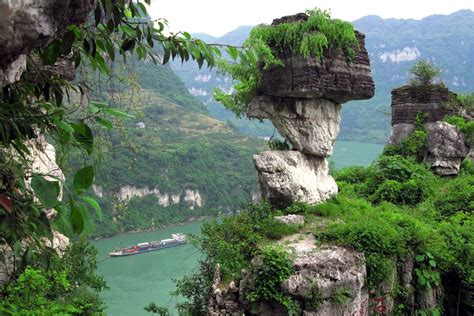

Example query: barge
[108,233,187,257]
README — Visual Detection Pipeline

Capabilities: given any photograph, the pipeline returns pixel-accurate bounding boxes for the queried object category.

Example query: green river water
[95,141,384,315]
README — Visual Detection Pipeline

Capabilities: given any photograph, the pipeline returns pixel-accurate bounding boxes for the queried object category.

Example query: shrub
[409,59,442,86]
[443,115,474,147]
[246,246,297,314]
[432,175,474,217]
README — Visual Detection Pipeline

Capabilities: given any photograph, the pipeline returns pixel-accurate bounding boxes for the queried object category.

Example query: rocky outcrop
[254,151,337,207]
[388,85,470,176]
[261,15,374,103]
[209,245,369,315]
[248,97,341,157]
[390,85,455,127]
[249,13,374,207]
[424,122,468,176]
[0,0,95,86]
[275,214,305,225]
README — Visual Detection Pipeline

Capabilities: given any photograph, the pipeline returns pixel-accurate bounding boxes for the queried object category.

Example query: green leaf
[429,260,436,268]
[95,117,113,129]
[415,255,425,262]
[31,176,60,208]
[53,203,74,237]
[70,201,84,234]
[121,38,135,52]
[162,46,170,65]
[61,30,76,55]
[55,120,74,133]
[70,122,94,154]
[227,46,238,60]
[103,107,135,119]
[73,165,95,194]
[82,196,102,221]
[87,103,100,114]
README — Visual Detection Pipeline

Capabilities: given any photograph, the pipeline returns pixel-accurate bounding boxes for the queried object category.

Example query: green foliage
[355,155,438,206]
[246,246,297,314]
[0,240,106,315]
[443,115,474,147]
[268,137,291,150]
[409,59,443,86]
[214,8,358,116]
[144,302,170,315]
[329,287,353,305]
[432,175,474,217]
[415,252,441,291]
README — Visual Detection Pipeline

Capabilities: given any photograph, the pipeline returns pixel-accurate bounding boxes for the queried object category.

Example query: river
[95,141,384,315]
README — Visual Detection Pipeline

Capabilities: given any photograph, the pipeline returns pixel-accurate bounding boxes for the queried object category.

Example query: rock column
[249,14,375,207]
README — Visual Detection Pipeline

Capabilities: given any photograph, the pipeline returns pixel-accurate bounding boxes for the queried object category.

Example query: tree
[0,0,249,308]
[409,59,442,86]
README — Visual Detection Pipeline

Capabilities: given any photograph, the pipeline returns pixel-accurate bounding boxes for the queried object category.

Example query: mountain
[171,10,474,143]
[86,60,264,237]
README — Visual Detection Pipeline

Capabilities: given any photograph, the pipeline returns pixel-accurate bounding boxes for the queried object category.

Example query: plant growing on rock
[214,8,358,116]
[409,59,443,86]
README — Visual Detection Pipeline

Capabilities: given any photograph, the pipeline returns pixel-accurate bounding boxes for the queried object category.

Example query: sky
[149,0,474,37]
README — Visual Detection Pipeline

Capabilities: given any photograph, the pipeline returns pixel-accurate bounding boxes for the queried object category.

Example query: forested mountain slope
[88,62,264,237]
[172,10,474,143]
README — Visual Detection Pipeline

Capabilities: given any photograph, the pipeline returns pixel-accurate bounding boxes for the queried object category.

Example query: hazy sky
[149,0,474,37]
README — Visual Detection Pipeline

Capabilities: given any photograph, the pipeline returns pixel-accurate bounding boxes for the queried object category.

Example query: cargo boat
[108,233,187,257]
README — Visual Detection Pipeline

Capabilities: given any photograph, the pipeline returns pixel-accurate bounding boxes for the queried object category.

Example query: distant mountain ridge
[172,9,474,143]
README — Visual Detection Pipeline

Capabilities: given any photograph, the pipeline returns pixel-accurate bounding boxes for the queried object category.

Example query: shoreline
[90,215,213,241]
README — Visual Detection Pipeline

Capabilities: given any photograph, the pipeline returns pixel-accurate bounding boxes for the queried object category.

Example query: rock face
[424,122,468,176]
[249,13,374,207]
[248,96,341,157]
[254,151,337,207]
[208,245,369,315]
[390,85,455,127]
[0,0,95,86]
[261,16,374,103]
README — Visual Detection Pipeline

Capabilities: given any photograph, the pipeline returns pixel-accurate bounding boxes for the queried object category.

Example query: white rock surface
[248,96,341,157]
[253,151,338,207]
[274,214,305,225]
[117,185,202,209]
[424,122,468,176]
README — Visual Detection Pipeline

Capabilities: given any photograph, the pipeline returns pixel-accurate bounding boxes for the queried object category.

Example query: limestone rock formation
[208,245,369,315]
[424,122,468,176]
[248,96,341,157]
[261,15,374,103]
[253,151,338,207]
[0,0,95,86]
[388,85,470,176]
[249,13,374,207]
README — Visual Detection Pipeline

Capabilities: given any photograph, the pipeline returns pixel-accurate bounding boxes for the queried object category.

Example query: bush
[409,59,442,86]
[432,175,474,217]
[443,115,474,147]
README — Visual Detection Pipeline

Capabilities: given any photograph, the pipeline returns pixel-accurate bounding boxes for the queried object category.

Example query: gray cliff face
[0,0,95,86]
[389,85,470,176]
[249,13,375,208]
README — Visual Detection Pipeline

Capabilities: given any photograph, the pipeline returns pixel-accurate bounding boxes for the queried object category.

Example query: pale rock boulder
[283,246,368,316]
[253,151,337,207]
[248,96,341,157]
[274,214,305,225]
[424,122,468,176]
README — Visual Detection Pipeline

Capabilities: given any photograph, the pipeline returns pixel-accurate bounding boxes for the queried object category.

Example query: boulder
[424,122,468,176]
[260,16,375,103]
[248,96,341,157]
[253,151,337,207]
[275,214,305,226]
[283,246,368,315]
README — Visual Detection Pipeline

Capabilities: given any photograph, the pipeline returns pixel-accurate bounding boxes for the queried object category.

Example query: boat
[108,233,187,257]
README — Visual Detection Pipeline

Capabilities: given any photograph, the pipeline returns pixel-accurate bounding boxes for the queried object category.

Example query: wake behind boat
[108,233,187,257]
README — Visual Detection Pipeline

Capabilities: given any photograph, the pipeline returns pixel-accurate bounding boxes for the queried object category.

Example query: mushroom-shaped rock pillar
[249,13,375,207]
